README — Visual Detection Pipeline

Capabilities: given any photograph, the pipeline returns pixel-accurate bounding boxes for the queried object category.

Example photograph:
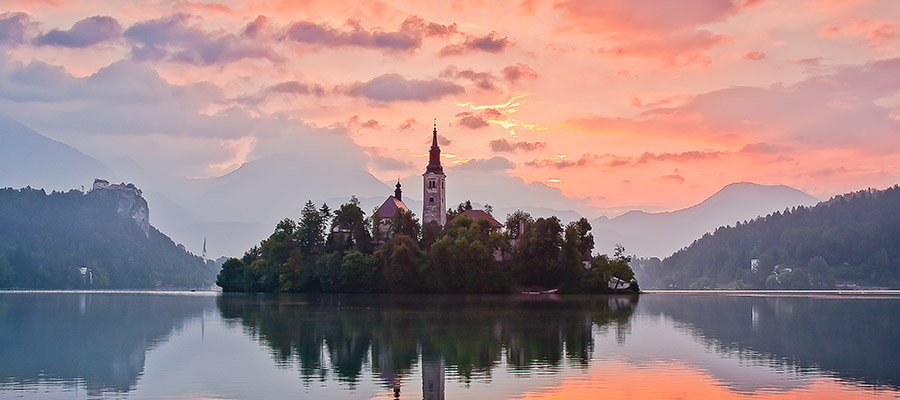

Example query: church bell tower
[423,120,447,226]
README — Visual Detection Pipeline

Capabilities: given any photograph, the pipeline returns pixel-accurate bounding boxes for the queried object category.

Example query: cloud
[501,63,538,83]
[124,13,278,65]
[456,108,503,129]
[362,146,412,170]
[451,156,515,172]
[740,142,792,154]
[594,29,732,67]
[346,114,384,129]
[634,150,724,164]
[235,80,325,106]
[660,173,686,183]
[525,154,600,169]
[440,65,497,90]
[0,56,370,178]
[0,12,34,47]
[398,118,417,131]
[489,138,546,152]
[35,15,122,47]
[285,16,457,53]
[555,0,754,66]
[554,0,760,34]
[743,51,766,60]
[344,73,464,103]
[567,57,900,152]
[440,31,510,56]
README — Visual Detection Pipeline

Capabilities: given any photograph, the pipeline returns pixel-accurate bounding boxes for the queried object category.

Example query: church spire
[394,179,402,201]
[427,118,443,174]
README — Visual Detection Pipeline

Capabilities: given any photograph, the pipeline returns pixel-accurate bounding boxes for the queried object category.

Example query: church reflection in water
[216,294,639,399]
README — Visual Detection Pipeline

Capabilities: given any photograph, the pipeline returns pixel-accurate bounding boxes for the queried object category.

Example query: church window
[429,197,434,203]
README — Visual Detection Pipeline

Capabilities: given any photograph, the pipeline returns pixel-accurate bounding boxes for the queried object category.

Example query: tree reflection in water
[216,294,639,398]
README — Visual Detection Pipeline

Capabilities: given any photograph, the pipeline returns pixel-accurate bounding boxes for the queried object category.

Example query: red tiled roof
[457,209,502,228]
[375,196,408,219]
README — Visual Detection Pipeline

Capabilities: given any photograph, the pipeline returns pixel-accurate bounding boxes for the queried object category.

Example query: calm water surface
[1,291,898,399]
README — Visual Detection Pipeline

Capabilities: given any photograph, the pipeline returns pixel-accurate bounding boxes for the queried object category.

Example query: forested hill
[638,185,900,289]
[0,187,217,289]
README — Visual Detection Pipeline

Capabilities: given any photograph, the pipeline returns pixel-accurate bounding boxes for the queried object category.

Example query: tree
[390,208,421,240]
[429,216,508,293]
[377,235,427,293]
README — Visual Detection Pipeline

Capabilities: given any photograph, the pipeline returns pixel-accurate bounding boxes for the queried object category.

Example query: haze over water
[1,291,898,399]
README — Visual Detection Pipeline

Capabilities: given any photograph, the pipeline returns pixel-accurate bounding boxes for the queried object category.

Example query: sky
[1,0,899,215]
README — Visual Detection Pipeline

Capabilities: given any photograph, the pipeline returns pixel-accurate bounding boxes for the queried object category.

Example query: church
[374,121,500,237]
[375,121,447,227]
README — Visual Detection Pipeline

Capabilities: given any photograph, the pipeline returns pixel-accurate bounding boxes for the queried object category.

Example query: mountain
[0,187,217,289]
[0,115,115,191]
[641,185,900,289]
[591,182,820,258]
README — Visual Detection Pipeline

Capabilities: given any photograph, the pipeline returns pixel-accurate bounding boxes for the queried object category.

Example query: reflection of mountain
[642,294,900,389]
[216,294,638,394]
[0,293,213,395]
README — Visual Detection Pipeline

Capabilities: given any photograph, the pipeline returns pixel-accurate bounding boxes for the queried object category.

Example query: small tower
[394,179,402,201]
[422,119,447,226]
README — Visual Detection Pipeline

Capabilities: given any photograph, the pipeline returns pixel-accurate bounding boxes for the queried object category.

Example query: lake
[1,291,898,399]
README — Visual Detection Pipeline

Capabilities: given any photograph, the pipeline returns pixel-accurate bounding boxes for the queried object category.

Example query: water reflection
[0,292,898,399]
[0,292,214,396]
[641,294,900,390]
[216,294,638,398]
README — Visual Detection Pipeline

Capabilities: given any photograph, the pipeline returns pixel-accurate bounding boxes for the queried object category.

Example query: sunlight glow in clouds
[1,0,899,214]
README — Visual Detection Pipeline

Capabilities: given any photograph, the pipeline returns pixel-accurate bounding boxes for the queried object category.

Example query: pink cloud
[501,63,538,83]
[554,0,761,34]
[440,31,510,56]
[743,51,766,60]
[343,73,464,103]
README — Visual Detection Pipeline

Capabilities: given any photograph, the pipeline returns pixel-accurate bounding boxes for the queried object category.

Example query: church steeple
[394,179,402,201]
[422,118,447,226]
[426,118,443,174]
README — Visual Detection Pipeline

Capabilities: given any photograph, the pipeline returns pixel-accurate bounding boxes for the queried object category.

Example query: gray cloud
[489,138,546,152]
[344,73,464,103]
[235,81,326,106]
[35,16,122,48]
[285,16,457,53]
[526,154,600,169]
[0,12,33,47]
[124,14,277,65]
[456,108,502,129]
[440,31,510,56]
[440,65,498,90]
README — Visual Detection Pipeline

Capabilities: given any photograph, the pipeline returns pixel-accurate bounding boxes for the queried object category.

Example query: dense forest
[0,187,218,288]
[636,185,900,289]
[217,198,638,294]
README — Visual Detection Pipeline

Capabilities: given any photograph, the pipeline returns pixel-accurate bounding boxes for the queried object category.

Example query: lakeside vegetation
[637,185,900,289]
[216,198,638,294]
[0,187,217,289]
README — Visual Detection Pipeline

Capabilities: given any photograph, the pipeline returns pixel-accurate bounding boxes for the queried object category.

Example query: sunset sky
[2,0,899,215]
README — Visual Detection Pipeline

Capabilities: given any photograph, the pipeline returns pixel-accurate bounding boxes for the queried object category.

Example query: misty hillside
[0,187,217,289]
[639,185,900,289]
[0,115,114,191]
[591,182,820,257]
